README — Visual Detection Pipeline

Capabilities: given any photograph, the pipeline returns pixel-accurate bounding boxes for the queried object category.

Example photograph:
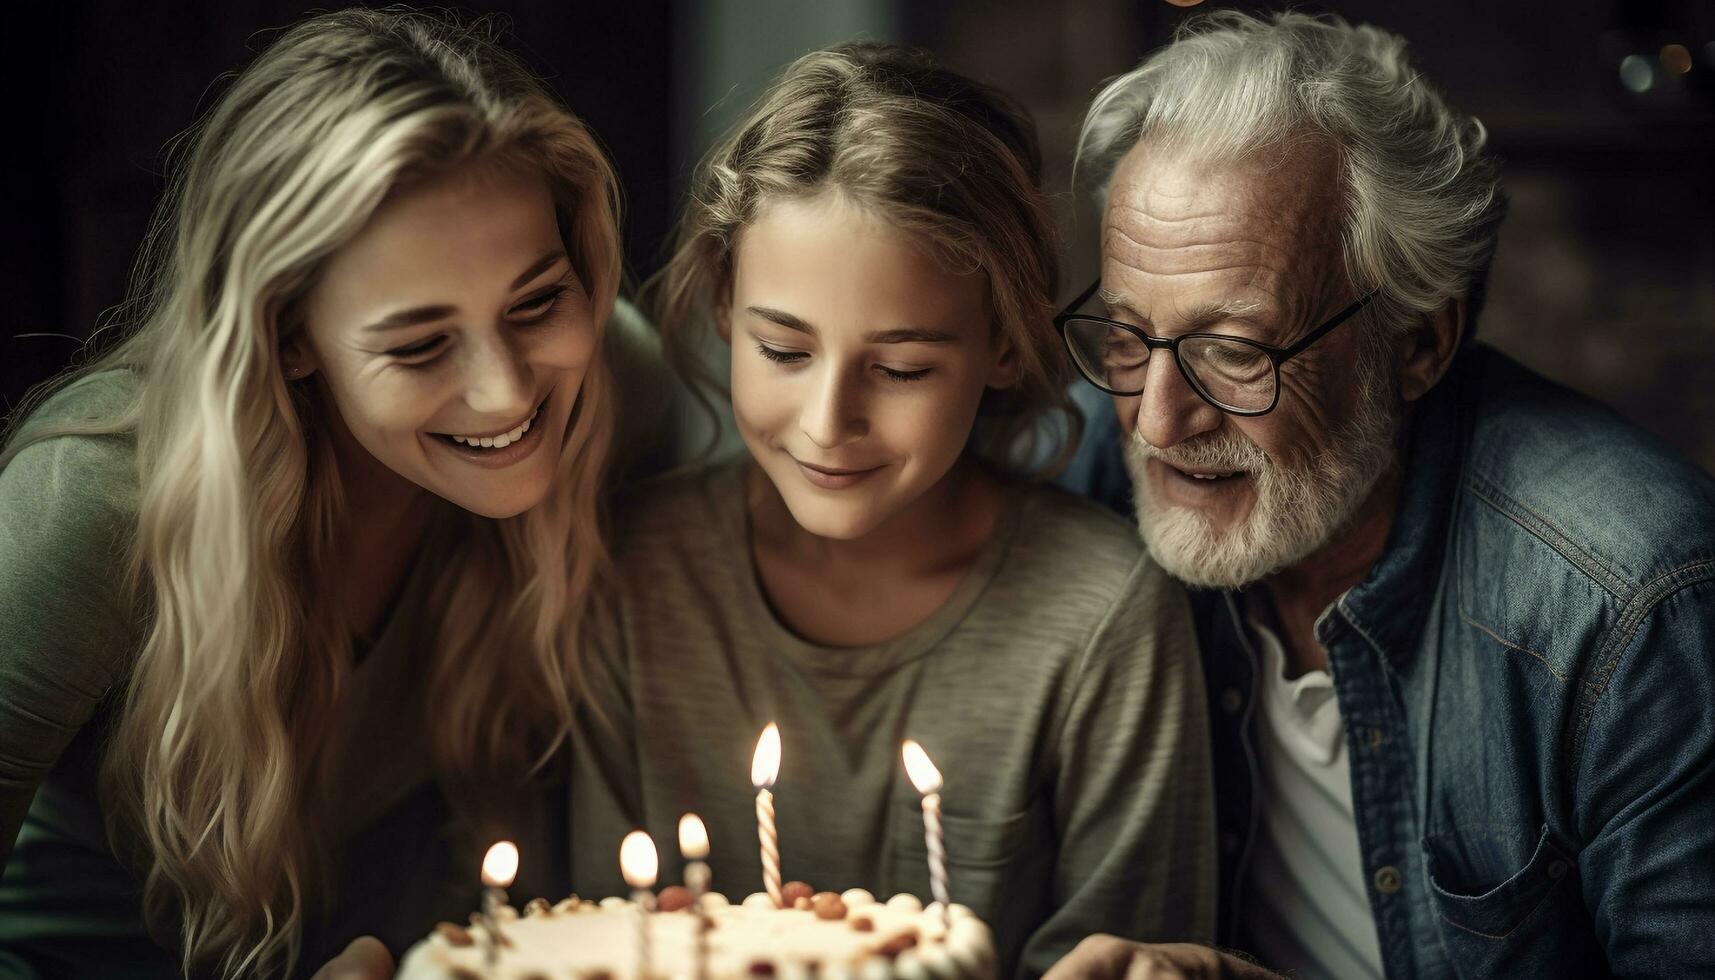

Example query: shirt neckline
[709,461,1024,677]
[1248,612,1344,765]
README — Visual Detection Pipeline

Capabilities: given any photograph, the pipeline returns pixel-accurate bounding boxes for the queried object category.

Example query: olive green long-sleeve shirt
[570,463,1217,979]
[0,299,675,978]
[0,372,512,978]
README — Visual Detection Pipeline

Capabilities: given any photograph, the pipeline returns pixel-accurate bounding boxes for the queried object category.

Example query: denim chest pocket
[1422,824,1581,975]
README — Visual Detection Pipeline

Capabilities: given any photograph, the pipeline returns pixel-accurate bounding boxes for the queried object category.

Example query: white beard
[1125,348,1403,590]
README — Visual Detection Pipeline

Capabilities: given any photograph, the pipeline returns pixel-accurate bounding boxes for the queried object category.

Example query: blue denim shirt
[1059,345,1715,978]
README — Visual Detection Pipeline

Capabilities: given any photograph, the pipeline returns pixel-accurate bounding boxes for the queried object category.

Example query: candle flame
[480,841,519,888]
[678,813,710,860]
[750,722,781,789]
[620,830,659,889]
[902,739,944,795]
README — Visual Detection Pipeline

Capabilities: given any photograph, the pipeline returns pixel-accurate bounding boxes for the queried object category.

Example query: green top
[569,463,1218,978]
[0,300,674,978]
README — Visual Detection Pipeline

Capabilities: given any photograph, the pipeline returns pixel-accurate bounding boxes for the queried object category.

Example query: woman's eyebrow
[363,250,570,334]
[364,304,456,333]
[510,249,569,290]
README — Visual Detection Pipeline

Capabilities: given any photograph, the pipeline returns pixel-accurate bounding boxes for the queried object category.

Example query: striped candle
[757,788,781,908]
[902,740,951,924]
[751,723,783,908]
[922,791,950,912]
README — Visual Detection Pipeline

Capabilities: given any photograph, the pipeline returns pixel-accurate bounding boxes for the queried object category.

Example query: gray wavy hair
[1077,10,1507,339]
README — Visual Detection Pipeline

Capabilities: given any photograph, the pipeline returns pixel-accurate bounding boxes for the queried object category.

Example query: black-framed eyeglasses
[1054,280,1377,417]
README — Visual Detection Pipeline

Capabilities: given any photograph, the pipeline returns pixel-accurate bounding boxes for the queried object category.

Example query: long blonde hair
[652,42,1078,475]
[1,9,621,977]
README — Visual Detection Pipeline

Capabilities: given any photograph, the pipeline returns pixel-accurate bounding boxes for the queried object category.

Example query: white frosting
[885,893,924,914]
[945,915,994,977]
[894,950,931,980]
[395,892,997,980]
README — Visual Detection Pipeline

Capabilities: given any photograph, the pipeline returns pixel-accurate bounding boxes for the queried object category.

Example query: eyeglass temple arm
[1058,279,1104,317]
[1277,291,1379,359]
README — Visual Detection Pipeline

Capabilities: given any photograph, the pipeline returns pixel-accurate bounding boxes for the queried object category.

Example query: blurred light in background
[1620,53,1656,93]
[1660,43,1692,76]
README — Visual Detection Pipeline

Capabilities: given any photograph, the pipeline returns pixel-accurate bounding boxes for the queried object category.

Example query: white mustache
[1128,426,1270,474]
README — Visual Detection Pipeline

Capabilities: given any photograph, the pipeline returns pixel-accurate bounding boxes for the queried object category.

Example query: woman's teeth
[449,407,537,449]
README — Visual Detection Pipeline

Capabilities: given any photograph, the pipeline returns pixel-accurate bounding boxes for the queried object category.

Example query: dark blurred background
[6,0,1712,472]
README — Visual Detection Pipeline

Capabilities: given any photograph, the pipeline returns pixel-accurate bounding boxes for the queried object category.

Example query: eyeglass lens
[1061,318,1276,412]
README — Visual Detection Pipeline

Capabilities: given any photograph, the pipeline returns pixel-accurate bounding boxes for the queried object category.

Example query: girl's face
[290,162,599,519]
[728,192,1013,540]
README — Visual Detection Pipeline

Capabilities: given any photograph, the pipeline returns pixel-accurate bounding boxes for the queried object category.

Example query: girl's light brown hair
[653,41,1078,474]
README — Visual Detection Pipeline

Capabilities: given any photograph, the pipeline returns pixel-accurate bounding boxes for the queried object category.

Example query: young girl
[0,9,654,978]
[571,43,1215,976]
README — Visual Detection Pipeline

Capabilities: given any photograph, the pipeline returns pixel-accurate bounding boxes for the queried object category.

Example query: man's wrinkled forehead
[1102,137,1345,258]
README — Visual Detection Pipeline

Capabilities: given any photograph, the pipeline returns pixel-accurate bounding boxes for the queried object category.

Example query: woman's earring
[285,365,307,381]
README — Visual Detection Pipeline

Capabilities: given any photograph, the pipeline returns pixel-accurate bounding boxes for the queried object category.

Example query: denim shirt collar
[1319,349,1481,669]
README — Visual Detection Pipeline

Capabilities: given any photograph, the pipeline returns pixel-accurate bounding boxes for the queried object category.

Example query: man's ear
[1398,295,1464,402]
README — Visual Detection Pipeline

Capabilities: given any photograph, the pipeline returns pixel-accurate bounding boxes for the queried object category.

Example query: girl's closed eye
[877,364,932,382]
[755,341,809,365]
[754,341,931,382]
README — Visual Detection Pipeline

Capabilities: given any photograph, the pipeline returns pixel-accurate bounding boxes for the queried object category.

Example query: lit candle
[751,722,783,908]
[679,812,711,896]
[679,813,711,980]
[901,740,950,923]
[479,841,519,966]
[620,830,659,980]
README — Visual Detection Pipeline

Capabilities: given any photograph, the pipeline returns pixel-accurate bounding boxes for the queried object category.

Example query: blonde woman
[570,43,1215,977]
[0,8,656,978]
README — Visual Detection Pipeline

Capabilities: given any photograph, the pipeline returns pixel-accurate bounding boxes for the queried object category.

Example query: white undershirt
[1240,613,1385,980]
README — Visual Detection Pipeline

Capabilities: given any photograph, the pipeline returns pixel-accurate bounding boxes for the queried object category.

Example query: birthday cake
[395,884,998,980]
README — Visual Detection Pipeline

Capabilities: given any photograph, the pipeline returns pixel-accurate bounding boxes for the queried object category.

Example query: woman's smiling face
[291,161,599,519]
[728,191,1012,540]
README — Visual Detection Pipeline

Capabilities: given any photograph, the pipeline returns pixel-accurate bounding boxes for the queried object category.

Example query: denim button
[1220,688,1244,715]
[1547,859,1568,880]
[1367,726,1384,749]
[1374,865,1402,894]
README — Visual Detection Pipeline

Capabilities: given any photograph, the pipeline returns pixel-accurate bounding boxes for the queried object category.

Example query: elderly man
[1045,11,1715,980]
